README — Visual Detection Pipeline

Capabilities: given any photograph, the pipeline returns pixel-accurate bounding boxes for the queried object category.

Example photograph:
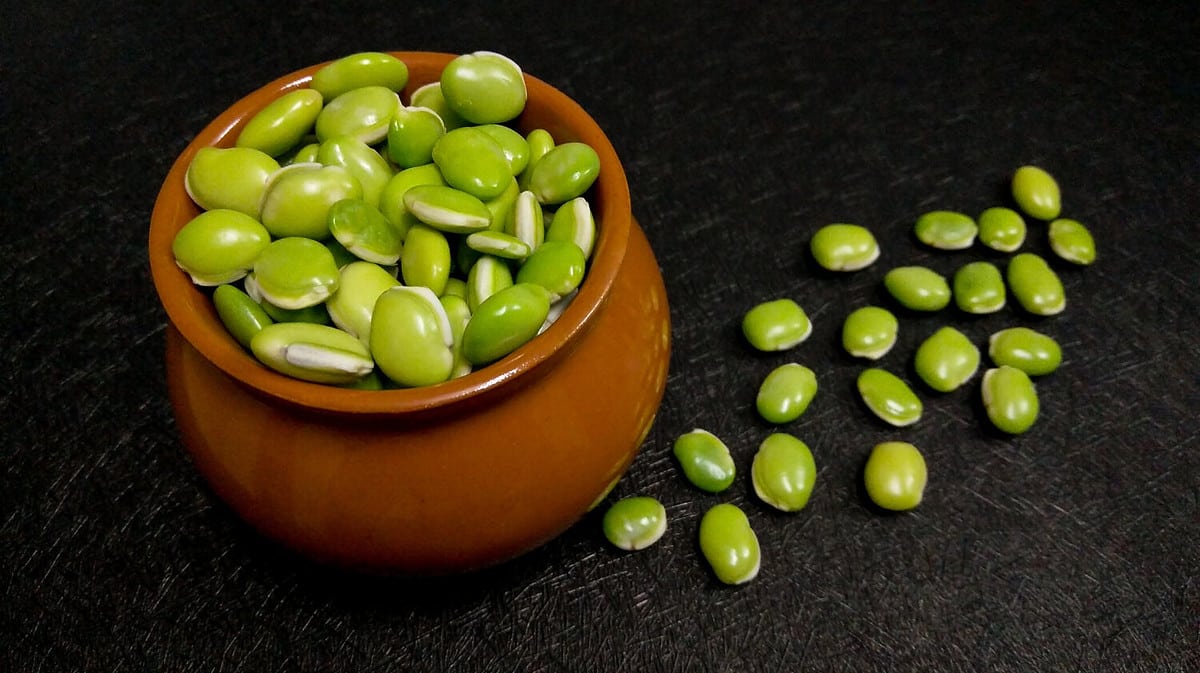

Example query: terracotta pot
[148,52,670,574]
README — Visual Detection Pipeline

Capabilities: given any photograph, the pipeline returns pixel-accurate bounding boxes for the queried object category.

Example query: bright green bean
[1011,165,1061,220]
[751,433,817,512]
[602,496,668,551]
[987,327,1062,376]
[1048,218,1096,265]
[756,363,818,424]
[698,503,760,585]
[672,429,736,493]
[856,368,922,427]
[981,366,1040,434]
[914,210,977,250]
[841,306,898,360]
[884,266,951,312]
[863,441,927,511]
[742,299,812,351]
[1007,252,1066,316]
[810,223,879,271]
[913,326,980,392]
[953,261,1006,314]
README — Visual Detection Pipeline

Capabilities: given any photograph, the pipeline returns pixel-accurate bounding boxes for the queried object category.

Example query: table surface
[3,1,1198,671]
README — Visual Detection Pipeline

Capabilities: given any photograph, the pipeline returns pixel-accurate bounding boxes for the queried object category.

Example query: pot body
[166,218,668,574]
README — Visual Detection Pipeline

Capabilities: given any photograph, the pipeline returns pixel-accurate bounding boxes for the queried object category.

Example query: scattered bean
[863,441,927,511]
[672,429,736,493]
[977,206,1026,252]
[751,433,817,512]
[1011,165,1061,220]
[1007,252,1066,315]
[914,210,977,250]
[913,326,980,392]
[602,496,668,551]
[952,261,1006,314]
[981,366,1040,434]
[742,299,812,351]
[1048,218,1096,265]
[810,223,879,271]
[884,266,951,312]
[841,306,899,360]
[856,368,922,427]
[698,503,760,585]
[988,327,1062,376]
[755,363,818,424]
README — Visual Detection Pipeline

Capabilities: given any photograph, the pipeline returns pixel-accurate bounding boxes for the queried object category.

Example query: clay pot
[148,52,670,574]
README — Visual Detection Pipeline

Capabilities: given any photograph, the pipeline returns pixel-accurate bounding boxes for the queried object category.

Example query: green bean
[672,429,736,493]
[756,363,818,424]
[751,433,817,512]
[236,88,324,158]
[399,223,452,296]
[440,51,527,125]
[314,85,400,144]
[977,206,1026,252]
[545,197,596,259]
[403,183,493,234]
[370,286,455,387]
[213,284,273,349]
[326,198,402,265]
[1048,218,1096,265]
[466,254,514,312]
[698,503,760,585]
[259,163,363,239]
[841,306,898,360]
[184,146,280,219]
[1007,252,1066,315]
[527,142,601,205]
[856,368,922,427]
[863,441,927,511]
[432,127,513,201]
[914,210,977,250]
[171,209,271,286]
[1011,165,1061,220]
[386,105,445,169]
[809,223,879,271]
[602,496,668,551]
[952,261,1006,314]
[514,240,586,300]
[742,299,812,351]
[883,266,951,312]
[252,237,341,310]
[987,327,1062,376]
[310,52,409,101]
[981,366,1040,434]
[251,322,374,385]
[460,283,552,365]
[913,326,980,392]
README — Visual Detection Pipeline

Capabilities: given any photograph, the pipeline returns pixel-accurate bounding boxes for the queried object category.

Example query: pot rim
[149,51,631,416]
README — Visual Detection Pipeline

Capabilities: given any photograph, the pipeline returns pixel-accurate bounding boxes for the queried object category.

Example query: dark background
[3,1,1197,671]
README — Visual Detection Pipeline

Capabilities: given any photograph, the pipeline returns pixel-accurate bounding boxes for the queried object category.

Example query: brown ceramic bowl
[148,52,670,574]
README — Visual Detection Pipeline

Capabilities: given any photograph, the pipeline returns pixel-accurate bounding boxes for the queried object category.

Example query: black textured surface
[3,1,1198,670]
